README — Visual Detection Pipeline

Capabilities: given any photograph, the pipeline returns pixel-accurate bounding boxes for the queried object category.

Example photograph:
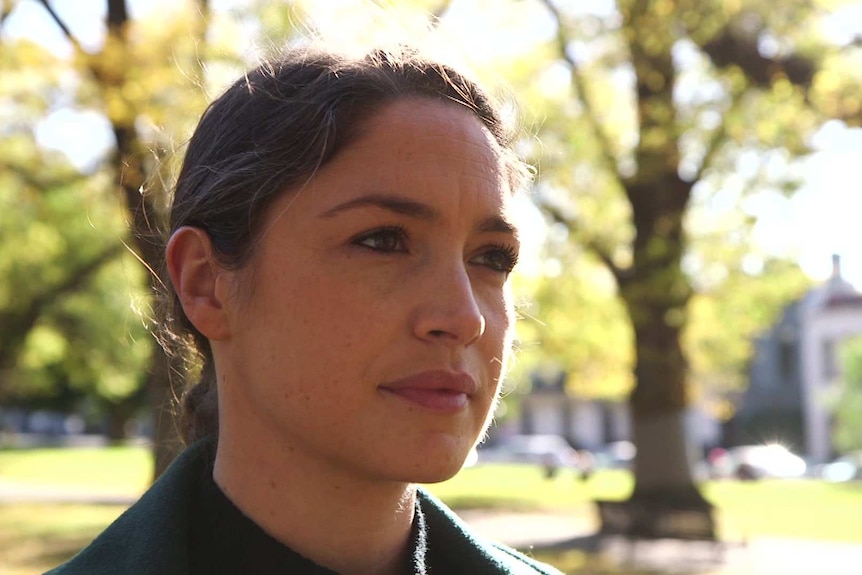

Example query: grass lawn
[702,477,862,542]
[426,463,862,543]
[0,445,151,574]
[0,445,152,494]
[1,446,861,574]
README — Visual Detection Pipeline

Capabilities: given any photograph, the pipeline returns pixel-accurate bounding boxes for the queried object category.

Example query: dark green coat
[45,441,561,575]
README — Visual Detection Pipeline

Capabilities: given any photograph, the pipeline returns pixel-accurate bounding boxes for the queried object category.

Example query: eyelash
[351,226,519,275]
[351,225,409,253]
[478,243,520,275]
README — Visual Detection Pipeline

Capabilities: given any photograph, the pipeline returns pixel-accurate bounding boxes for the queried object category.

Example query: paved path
[3,483,861,574]
[457,508,862,575]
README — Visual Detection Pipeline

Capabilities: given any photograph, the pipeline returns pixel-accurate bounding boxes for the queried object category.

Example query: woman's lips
[379,370,476,413]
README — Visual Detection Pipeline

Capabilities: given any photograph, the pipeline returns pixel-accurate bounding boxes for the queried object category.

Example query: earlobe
[166,226,233,341]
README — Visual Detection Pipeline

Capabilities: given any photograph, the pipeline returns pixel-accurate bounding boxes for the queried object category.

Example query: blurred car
[710,444,807,480]
[476,434,579,477]
[817,451,862,482]
[592,440,636,470]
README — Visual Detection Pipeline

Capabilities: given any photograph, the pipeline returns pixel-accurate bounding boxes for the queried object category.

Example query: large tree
[0,34,152,435]
[512,0,842,507]
[4,0,215,475]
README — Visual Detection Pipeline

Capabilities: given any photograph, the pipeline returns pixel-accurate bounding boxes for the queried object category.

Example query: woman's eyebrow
[320,193,438,220]
[320,192,519,238]
[477,215,518,237]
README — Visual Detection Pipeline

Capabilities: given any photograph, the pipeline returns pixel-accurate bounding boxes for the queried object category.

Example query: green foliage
[686,257,812,407]
[0,170,152,407]
[492,0,836,420]
[0,38,152,410]
[19,256,153,402]
[833,337,862,452]
[513,247,633,400]
[0,0,274,418]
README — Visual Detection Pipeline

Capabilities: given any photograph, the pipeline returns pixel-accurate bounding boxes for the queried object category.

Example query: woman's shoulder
[416,488,563,575]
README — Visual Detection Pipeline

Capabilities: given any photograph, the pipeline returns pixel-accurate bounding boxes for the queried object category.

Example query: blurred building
[729,255,862,462]
[517,367,721,456]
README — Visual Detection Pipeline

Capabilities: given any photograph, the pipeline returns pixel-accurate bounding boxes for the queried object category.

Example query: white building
[516,370,722,455]
[733,255,862,462]
[799,257,862,461]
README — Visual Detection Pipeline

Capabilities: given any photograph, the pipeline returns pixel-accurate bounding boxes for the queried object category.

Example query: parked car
[710,444,807,480]
[817,451,862,482]
[592,441,636,470]
[476,434,579,477]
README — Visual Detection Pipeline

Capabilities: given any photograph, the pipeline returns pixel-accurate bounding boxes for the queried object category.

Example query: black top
[188,454,448,575]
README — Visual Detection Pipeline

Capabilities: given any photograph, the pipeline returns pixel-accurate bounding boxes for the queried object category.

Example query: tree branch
[106,0,128,29]
[35,0,86,54]
[1,161,88,191]
[699,20,817,91]
[0,242,124,372]
[537,0,622,183]
[1,0,17,28]
[693,87,744,182]
[536,196,628,284]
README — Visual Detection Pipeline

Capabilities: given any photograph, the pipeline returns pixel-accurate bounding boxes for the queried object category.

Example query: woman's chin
[350,430,481,485]
[397,451,473,485]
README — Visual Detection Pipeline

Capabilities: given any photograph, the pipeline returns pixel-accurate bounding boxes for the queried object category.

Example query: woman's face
[215,98,521,483]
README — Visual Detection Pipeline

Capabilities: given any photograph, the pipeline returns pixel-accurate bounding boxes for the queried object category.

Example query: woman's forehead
[262,98,520,235]
[362,98,505,160]
[327,101,509,198]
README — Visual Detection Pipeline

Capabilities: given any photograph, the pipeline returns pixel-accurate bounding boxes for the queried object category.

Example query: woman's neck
[212,428,417,575]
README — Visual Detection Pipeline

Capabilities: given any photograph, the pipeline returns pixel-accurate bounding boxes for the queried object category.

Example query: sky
[4,0,862,288]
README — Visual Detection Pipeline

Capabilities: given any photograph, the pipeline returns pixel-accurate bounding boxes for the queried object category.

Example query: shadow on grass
[524,534,728,575]
[529,546,670,575]
[442,495,549,512]
[1,530,95,574]
[22,538,88,571]
[0,503,126,575]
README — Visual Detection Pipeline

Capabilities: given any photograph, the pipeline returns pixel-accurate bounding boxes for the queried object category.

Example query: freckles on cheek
[486,293,515,334]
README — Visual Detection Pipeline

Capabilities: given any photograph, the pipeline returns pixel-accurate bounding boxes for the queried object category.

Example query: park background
[2,0,862,573]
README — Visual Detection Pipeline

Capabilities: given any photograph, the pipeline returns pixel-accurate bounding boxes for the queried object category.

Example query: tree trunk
[620,276,712,508]
[616,1,709,507]
[97,0,211,479]
[105,399,132,442]
[100,0,183,478]
[620,174,709,508]
[540,0,709,503]
[624,323,710,507]
[629,312,692,495]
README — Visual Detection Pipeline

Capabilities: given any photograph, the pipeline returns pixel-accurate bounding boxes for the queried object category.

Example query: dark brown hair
[166,45,529,444]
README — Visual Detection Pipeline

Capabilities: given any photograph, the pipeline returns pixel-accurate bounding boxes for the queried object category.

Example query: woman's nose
[411,263,485,348]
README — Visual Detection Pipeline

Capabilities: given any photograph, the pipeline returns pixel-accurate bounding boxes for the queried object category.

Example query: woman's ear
[166,226,233,341]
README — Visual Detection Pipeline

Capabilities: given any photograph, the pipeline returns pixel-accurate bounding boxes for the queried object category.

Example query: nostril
[428,329,448,338]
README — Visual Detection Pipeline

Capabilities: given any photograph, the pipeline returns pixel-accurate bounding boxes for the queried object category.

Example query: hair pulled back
[167,45,528,445]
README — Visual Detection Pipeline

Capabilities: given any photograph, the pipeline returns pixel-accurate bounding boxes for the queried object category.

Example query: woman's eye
[471,244,519,275]
[352,226,408,253]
